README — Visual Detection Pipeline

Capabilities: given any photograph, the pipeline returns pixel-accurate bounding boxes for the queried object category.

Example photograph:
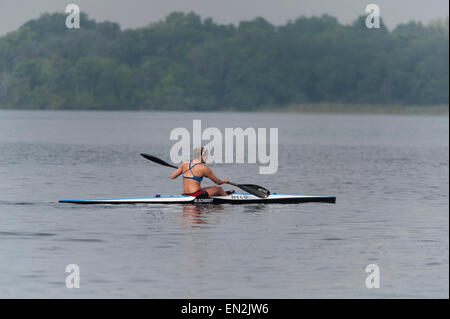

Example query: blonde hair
[193,146,207,160]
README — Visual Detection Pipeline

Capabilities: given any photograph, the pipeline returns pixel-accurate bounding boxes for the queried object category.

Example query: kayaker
[170,147,231,197]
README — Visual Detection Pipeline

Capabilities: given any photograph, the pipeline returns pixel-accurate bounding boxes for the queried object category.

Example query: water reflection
[180,203,270,228]
[181,204,225,228]
[242,204,267,213]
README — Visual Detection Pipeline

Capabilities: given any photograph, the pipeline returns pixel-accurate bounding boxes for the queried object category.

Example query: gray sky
[0,0,448,36]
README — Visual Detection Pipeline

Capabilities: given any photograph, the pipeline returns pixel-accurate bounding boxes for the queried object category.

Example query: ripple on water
[0,231,57,237]
[59,238,104,243]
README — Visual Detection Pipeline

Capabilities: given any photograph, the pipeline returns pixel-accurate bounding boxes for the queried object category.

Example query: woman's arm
[204,166,229,185]
[170,163,184,179]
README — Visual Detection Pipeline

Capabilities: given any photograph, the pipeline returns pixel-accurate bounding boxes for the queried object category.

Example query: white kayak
[59,192,336,205]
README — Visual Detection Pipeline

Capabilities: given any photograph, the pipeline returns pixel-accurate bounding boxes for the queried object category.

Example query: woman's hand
[222,179,229,184]
[170,164,183,179]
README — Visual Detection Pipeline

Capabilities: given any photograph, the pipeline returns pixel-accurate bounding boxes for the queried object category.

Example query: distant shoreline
[258,103,449,116]
[0,104,448,116]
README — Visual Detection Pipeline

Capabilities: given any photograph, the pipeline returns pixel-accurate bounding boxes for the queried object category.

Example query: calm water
[0,110,448,298]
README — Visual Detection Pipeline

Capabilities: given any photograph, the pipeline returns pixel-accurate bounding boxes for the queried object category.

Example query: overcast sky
[0,0,448,36]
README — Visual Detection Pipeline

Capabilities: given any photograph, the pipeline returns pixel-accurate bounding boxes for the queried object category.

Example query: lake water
[0,110,448,298]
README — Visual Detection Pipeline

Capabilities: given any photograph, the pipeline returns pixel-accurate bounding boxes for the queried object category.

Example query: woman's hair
[193,146,208,160]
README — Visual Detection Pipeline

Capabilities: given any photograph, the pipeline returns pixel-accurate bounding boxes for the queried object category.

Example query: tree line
[0,12,448,110]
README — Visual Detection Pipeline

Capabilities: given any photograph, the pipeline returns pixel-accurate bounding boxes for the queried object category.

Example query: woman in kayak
[170,147,231,197]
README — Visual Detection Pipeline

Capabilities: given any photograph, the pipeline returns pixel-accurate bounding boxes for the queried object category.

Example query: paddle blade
[228,182,270,198]
[140,153,178,169]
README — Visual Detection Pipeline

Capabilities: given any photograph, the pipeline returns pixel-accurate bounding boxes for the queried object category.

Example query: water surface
[0,110,448,298]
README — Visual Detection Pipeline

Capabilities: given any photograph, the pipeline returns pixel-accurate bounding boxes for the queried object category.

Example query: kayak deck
[59,193,336,205]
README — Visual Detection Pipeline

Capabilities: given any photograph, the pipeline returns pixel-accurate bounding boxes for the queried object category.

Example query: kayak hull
[59,193,336,205]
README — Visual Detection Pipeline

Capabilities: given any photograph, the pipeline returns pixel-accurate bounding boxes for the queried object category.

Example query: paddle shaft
[140,153,177,169]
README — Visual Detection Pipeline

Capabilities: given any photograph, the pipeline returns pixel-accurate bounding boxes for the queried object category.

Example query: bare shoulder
[201,164,213,174]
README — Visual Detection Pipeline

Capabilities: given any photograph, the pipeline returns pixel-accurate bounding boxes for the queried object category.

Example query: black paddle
[140,153,270,198]
[140,153,177,169]
[225,182,270,198]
